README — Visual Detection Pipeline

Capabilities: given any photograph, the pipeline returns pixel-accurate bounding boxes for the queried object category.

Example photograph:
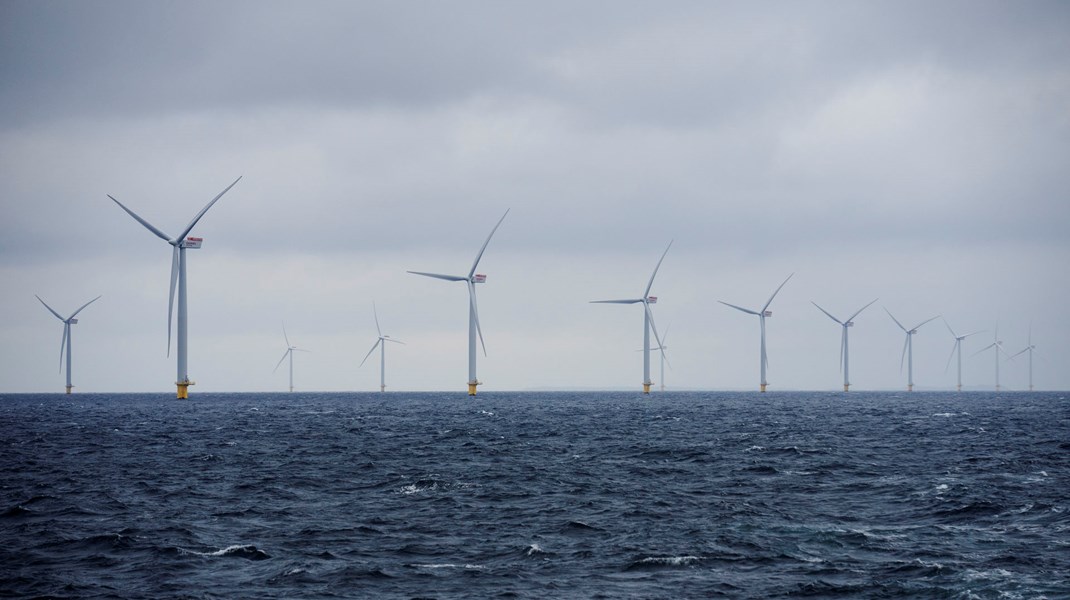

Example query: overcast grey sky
[2,0,1068,393]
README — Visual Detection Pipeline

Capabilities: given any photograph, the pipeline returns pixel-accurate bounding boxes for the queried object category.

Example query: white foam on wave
[744,445,764,452]
[636,555,703,566]
[182,544,261,558]
[412,563,486,570]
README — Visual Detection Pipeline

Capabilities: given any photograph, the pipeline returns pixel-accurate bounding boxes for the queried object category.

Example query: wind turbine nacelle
[473,274,487,283]
[647,296,657,304]
[763,310,772,317]
[184,237,203,249]
[69,318,78,324]
[846,321,854,327]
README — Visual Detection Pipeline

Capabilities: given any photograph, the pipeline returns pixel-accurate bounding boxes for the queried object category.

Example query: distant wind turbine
[274,325,309,393]
[408,209,509,396]
[972,325,1010,392]
[36,295,101,394]
[719,273,794,392]
[360,303,405,392]
[885,309,939,392]
[592,242,672,394]
[1008,326,1038,392]
[636,324,671,392]
[942,318,984,392]
[109,177,242,398]
[811,298,878,392]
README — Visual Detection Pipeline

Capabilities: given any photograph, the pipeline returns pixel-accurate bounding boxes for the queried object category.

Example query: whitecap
[636,555,702,566]
[744,445,764,452]
[411,563,485,570]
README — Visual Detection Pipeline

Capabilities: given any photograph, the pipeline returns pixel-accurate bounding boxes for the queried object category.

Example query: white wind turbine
[719,273,793,392]
[592,242,672,395]
[885,309,939,392]
[359,303,405,392]
[408,209,509,396]
[972,325,1010,392]
[811,298,878,392]
[942,318,984,392]
[109,176,242,398]
[36,295,101,394]
[1008,326,1038,392]
[273,325,310,393]
[636,324,672,392]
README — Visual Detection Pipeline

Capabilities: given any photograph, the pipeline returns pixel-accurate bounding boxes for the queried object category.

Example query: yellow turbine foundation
[844,384,850,392]
[177,381,192,399]
[468,382,479,396]
[760,383,767,392]
[907,384,913,392]
[643,383,651,394]
[65,385,73,395]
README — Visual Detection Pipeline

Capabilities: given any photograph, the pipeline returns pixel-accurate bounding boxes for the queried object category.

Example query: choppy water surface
[2,391,1068,598]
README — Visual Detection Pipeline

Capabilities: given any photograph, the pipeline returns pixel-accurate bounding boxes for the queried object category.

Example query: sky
[2,0,1068,394]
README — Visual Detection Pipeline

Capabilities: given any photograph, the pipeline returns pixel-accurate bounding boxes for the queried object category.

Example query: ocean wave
[626,555,704,570]
[183,544,270,560]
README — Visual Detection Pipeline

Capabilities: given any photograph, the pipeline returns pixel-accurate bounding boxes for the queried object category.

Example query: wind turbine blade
[468,209,510,279]
[468,280,487,357]
[942,316,958,338]
[963,330,986,339]
[661,324,670,346]
[643,240,673,298]
[273,349,290,373]
[67,295,102,320]
[839,328,846,373]
[385,338,405,345]
[283,323,290,348]
[884,307,908,333]
[59,323,68,373]
[293,348,311,353]
[645,302,665,353]
[911,315,940,331]
[847,298,879,323]
[167,246,178,357]
[900,335,909,372]
[35,295,64,321]
[762,273,794,313]
[359,340,382,368]
[590,299,643,304]
[176,176,242,241]
[1008,347,1028,360]
[373,302,382,337]
[718,301,760,316]
[108,195,172,242]
[407,271,467,282]
[811,301,843,325]
[971,343,996,357]
[944,342,957,373]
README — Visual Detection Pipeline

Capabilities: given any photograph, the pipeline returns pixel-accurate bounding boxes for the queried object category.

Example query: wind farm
[108,177,242,399]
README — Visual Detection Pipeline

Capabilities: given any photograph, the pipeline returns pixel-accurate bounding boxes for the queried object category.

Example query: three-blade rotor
[36,294,101,372]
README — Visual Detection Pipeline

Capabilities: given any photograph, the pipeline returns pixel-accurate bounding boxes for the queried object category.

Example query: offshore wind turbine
[636,324,671,392]
[719,273,793,392]
[35,295,101,394]
[1008,326,1038,391]
[109,176,241,398]
[972,325,1010,391]
[885,309,939,392]
[942,318,984,392]
[811,298,878,392]
[592,242,672,394]
[359,303,404,392]
[273,325,309,392]
[408,209,509,396]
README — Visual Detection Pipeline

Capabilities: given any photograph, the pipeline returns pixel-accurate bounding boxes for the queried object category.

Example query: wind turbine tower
[719,273,793,392]
[36,295,101,394]
[360,303,405,392]
[885,309,938,392]
[408,209,509,396]
[109,177,241,398]
[973,325,1009,392]
[592,242,672,394]
[942,318,984,392]
[274,325,309,392]
[811,298,878,392]
[1009,327,1038,392]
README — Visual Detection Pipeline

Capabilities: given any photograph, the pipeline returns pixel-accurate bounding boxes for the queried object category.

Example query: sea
[1,391,1067,599]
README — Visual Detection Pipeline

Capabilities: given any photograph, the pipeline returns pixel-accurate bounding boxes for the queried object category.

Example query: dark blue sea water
[1,391,1068,599]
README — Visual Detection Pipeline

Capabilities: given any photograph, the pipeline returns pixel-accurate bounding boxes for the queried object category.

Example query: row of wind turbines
[36,179,1041,397]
